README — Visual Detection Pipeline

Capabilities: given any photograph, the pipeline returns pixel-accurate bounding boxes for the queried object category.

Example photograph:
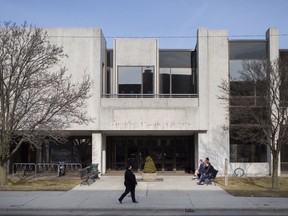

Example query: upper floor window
[160,68,195,95]
[103,50,197,98]
[229,40,267,81]
[159,50,197,96]
[229,40,268,163]
[118,66,154,96]
[229,40,267,60]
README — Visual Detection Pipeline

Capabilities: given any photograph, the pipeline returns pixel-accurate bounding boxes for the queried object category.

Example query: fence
[12,162,82,177]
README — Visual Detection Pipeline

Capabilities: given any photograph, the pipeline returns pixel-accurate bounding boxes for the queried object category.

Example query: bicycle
[233,167,245,177]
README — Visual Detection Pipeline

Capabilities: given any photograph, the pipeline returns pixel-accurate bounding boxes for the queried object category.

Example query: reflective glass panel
[118,67,141,94]
[142,67,154,94]
[171,68,192,94]
[230,60,243,81]
[159,51,193,68]
[229,41,267,60]
[160,68,170,94]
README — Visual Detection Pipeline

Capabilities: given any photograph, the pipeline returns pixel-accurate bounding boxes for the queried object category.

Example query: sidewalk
[0,175,287,213]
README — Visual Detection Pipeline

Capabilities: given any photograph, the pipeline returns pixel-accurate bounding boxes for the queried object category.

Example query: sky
[0,0,287,49]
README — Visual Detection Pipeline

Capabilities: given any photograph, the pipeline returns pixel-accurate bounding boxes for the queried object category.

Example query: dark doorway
[106,136,194,172]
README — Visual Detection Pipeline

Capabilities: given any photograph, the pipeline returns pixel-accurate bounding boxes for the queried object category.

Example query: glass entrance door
[162,139,174,171]
[151,139,162,171]
[106,136,194,172]
[127,138,138,170]
[138,139,149,171]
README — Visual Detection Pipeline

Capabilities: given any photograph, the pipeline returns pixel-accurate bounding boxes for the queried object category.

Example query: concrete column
[102,135,107,174]
[266,28,280,176]
[113,38,117,95]
[196,28,230,176]
[197,28,209,130]
[92,133,102,174]
[266,28,279,62]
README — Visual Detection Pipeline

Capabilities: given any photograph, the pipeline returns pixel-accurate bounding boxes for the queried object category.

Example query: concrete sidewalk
[0,175,287,213]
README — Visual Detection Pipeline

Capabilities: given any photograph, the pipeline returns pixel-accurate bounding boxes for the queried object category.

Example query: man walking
[118,165,138,204]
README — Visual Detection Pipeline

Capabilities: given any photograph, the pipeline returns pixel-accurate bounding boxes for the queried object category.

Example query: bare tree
[0,22,93,185]
[219,56,288,189]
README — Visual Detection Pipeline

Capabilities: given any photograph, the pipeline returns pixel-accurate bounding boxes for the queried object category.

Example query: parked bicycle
[58,161,66,177]
[233,167,245,177]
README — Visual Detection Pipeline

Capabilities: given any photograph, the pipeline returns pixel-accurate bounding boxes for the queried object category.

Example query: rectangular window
[160,68,170,95]
[159,50,197,97]
[118,67,142,94]
[229,41,267,60]
[118,66,154,96]
[160,68,194,95]
[159,51,193,68]
[142,67,153,94]
[106,67,112,94]
[229,40,268,162]
[171,68,193,94]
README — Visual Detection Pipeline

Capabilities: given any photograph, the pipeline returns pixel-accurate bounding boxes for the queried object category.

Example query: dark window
[159,50,197,96]
[103,50,113,96]
[229,40,267,60]
[229,40,268,162]
[171,68,193,94]
[118,66,154,95]
[160,69,170,94]
[160,68,195,95]
[107,50,113,67]
[143,68,153,94]
[280,50,288,106]
[106,68,112,94]
[159,50,193,68]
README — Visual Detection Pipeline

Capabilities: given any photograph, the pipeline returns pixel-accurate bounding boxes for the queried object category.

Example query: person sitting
[192,159,205,180]
[197,162,218,185]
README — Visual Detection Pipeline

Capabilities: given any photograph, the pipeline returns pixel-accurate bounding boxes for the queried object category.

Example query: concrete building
[13,27,288,176]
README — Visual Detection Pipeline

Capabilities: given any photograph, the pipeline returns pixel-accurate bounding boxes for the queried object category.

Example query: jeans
[199,173,214,183]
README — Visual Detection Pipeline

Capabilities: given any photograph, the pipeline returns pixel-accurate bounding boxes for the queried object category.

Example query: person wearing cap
[118,165,138,204]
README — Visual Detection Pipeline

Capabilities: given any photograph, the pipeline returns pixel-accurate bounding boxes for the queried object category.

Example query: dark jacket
[124,169,137,188]
[206,164,218,177]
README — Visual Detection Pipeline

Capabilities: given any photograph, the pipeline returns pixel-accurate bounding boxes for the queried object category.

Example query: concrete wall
[100,98,200,131]
[100,38,203,132]
[46,28,106,130]
[197,29,230,175]
[230,163,270,176]
[113,38,159,95]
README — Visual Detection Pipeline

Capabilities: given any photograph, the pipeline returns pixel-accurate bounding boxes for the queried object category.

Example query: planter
[142,172,157,181]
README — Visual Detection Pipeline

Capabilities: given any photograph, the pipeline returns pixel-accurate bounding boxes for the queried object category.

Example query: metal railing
[12,163,36,177]
[36,163,59,173]
[12,162,82,177]
[102,93,198,98]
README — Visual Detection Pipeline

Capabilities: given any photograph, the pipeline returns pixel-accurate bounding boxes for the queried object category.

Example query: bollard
[224,158,228,186]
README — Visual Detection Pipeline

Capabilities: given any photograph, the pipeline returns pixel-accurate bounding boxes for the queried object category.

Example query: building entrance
[106,136,194,172]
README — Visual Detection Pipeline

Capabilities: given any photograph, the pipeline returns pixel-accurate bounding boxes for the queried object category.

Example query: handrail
[101,93,198,98]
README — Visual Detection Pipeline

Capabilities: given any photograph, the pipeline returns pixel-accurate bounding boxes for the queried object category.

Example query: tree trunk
[271,151,279,189]
[0,162,8,187]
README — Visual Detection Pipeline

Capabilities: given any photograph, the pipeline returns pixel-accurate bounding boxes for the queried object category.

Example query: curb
[1,207,288,213]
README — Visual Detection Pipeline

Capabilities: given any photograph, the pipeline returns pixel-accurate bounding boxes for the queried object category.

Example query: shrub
[143,156,157,173]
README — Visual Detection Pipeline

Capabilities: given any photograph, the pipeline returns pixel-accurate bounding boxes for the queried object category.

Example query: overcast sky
[1,0,287,49]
